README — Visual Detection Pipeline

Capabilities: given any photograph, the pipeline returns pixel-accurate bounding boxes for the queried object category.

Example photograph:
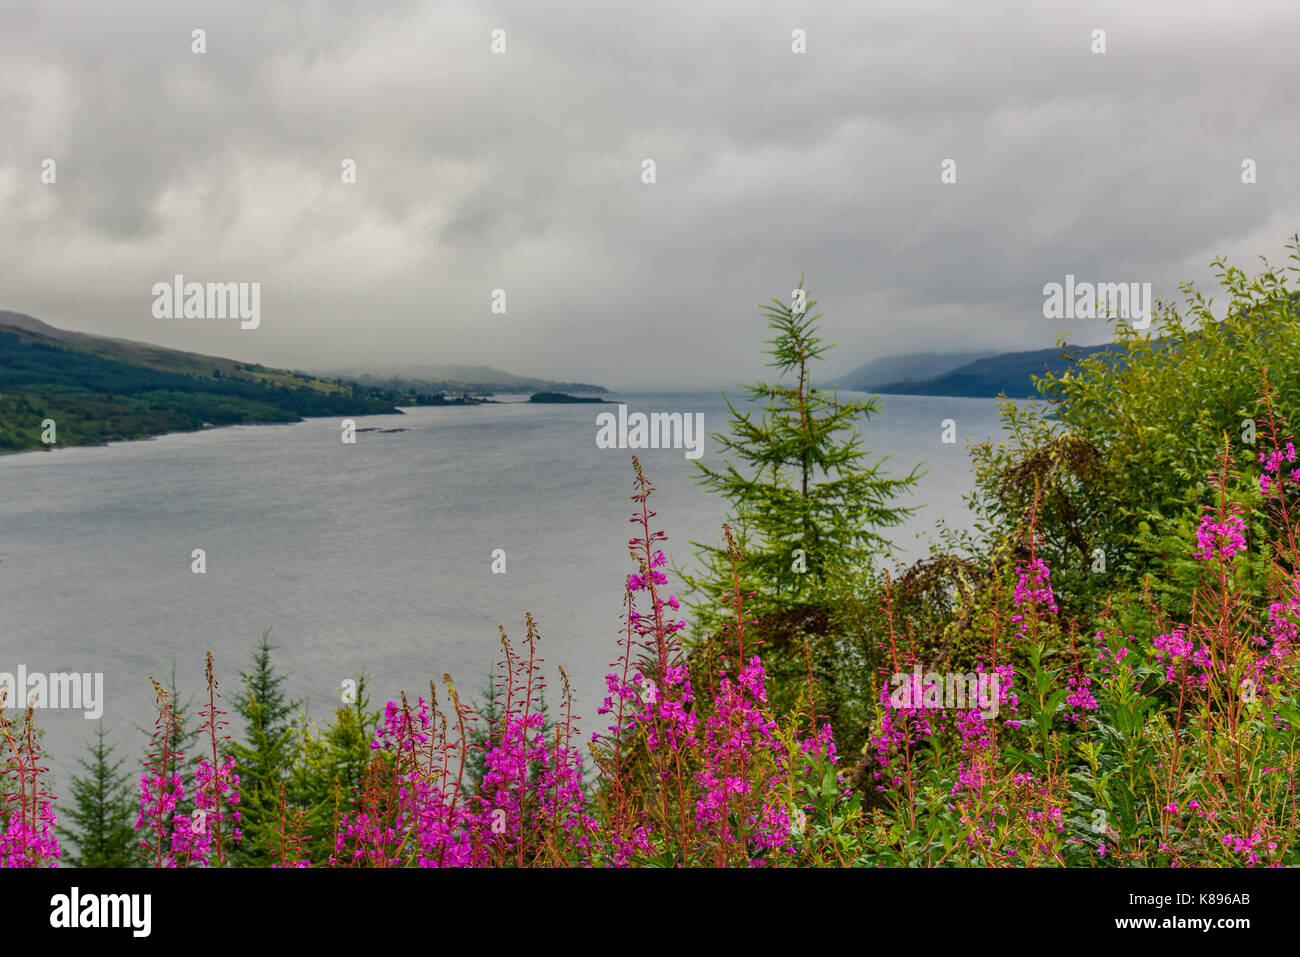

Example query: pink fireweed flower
[693,656,800,863]
[0,800,60,867]
[136,768,186,868]
[1152,625,1213,689]
[867,661,1018,795]
[1064,674,1098,724]
[1260,441,1299,496]
[799,724,838,765]
[1193,511,1247,561]
[1013,558,1058,616]
[178,754,242,866]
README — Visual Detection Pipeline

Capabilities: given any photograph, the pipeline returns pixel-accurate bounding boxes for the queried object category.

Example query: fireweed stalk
[189,651,241,867]
[136,678,185,867]
[1144,433,1298,866]
[0,703,59,867]
[273,782,310,868]
[130,661,242,869]
[862,495,1076,866]
[590,465,839,867]
[333,623,597,867]
[477,620,596,866]
[593,457,698,863]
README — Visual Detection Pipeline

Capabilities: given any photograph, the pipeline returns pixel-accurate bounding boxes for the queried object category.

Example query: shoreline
[0,409,409,459]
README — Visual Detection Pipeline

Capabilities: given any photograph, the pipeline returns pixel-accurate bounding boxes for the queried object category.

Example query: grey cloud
[1,0,1297,385]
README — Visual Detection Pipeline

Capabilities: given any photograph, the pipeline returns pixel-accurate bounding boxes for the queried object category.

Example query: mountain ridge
[0,311,606,454]
[869,343,1128,398]
[830,350,998,392]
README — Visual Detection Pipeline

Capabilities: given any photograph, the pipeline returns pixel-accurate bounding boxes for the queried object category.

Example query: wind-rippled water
[0,390,1016,789]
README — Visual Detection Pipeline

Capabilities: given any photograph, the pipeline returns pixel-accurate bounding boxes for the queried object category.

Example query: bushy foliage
[10,240,1300,868]
[969,236,1300,621]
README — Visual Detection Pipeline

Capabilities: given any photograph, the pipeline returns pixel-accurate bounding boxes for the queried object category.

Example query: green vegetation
[31,237,1300,869]
[0,324,402,453]
[0,312,618,453]
[227,631,302,867]
[684,278,920,626]
[680,238,1300,825]
[56,726,136,868]
[527,391,606,404]
[287,670,381,866]
[680,277,920,743]
[969,245,1300,628]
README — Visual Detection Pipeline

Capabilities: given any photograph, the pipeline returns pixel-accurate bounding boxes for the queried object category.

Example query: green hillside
[0,312,402,453]
[873,343,1125,397]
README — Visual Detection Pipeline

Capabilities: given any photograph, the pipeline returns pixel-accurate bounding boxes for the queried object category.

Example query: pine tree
[165,664,203,766]
[683,276,922,636]
[288,670,380,865]
[227,629,300,866]
[59,725,136,868]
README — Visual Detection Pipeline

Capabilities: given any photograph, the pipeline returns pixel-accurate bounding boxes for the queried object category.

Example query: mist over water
[0,391,1016,789]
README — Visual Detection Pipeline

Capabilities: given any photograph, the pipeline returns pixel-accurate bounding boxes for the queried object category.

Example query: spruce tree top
[684,277,921,635]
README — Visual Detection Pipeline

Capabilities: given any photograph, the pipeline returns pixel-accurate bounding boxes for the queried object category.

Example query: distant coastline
[0,311,610,455]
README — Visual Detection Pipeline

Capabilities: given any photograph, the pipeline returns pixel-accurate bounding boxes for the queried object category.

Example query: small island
[528,391,609,404]
[414,393,493,406]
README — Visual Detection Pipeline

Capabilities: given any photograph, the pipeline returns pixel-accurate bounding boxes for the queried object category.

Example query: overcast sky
[1,0,1297,388]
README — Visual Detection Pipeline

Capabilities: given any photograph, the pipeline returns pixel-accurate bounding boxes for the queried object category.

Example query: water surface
[0,390,1017,789]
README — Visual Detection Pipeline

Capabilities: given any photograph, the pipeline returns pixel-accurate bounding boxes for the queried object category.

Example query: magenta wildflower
[1193,511,1247,561]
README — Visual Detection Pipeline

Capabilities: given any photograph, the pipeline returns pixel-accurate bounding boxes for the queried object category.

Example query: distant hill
[873,343,1125,398]
[0,311,403,453]
[832,351,997,392]
[527,391,607,404]
[330,364,608,396]
[873,293,1300,398]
